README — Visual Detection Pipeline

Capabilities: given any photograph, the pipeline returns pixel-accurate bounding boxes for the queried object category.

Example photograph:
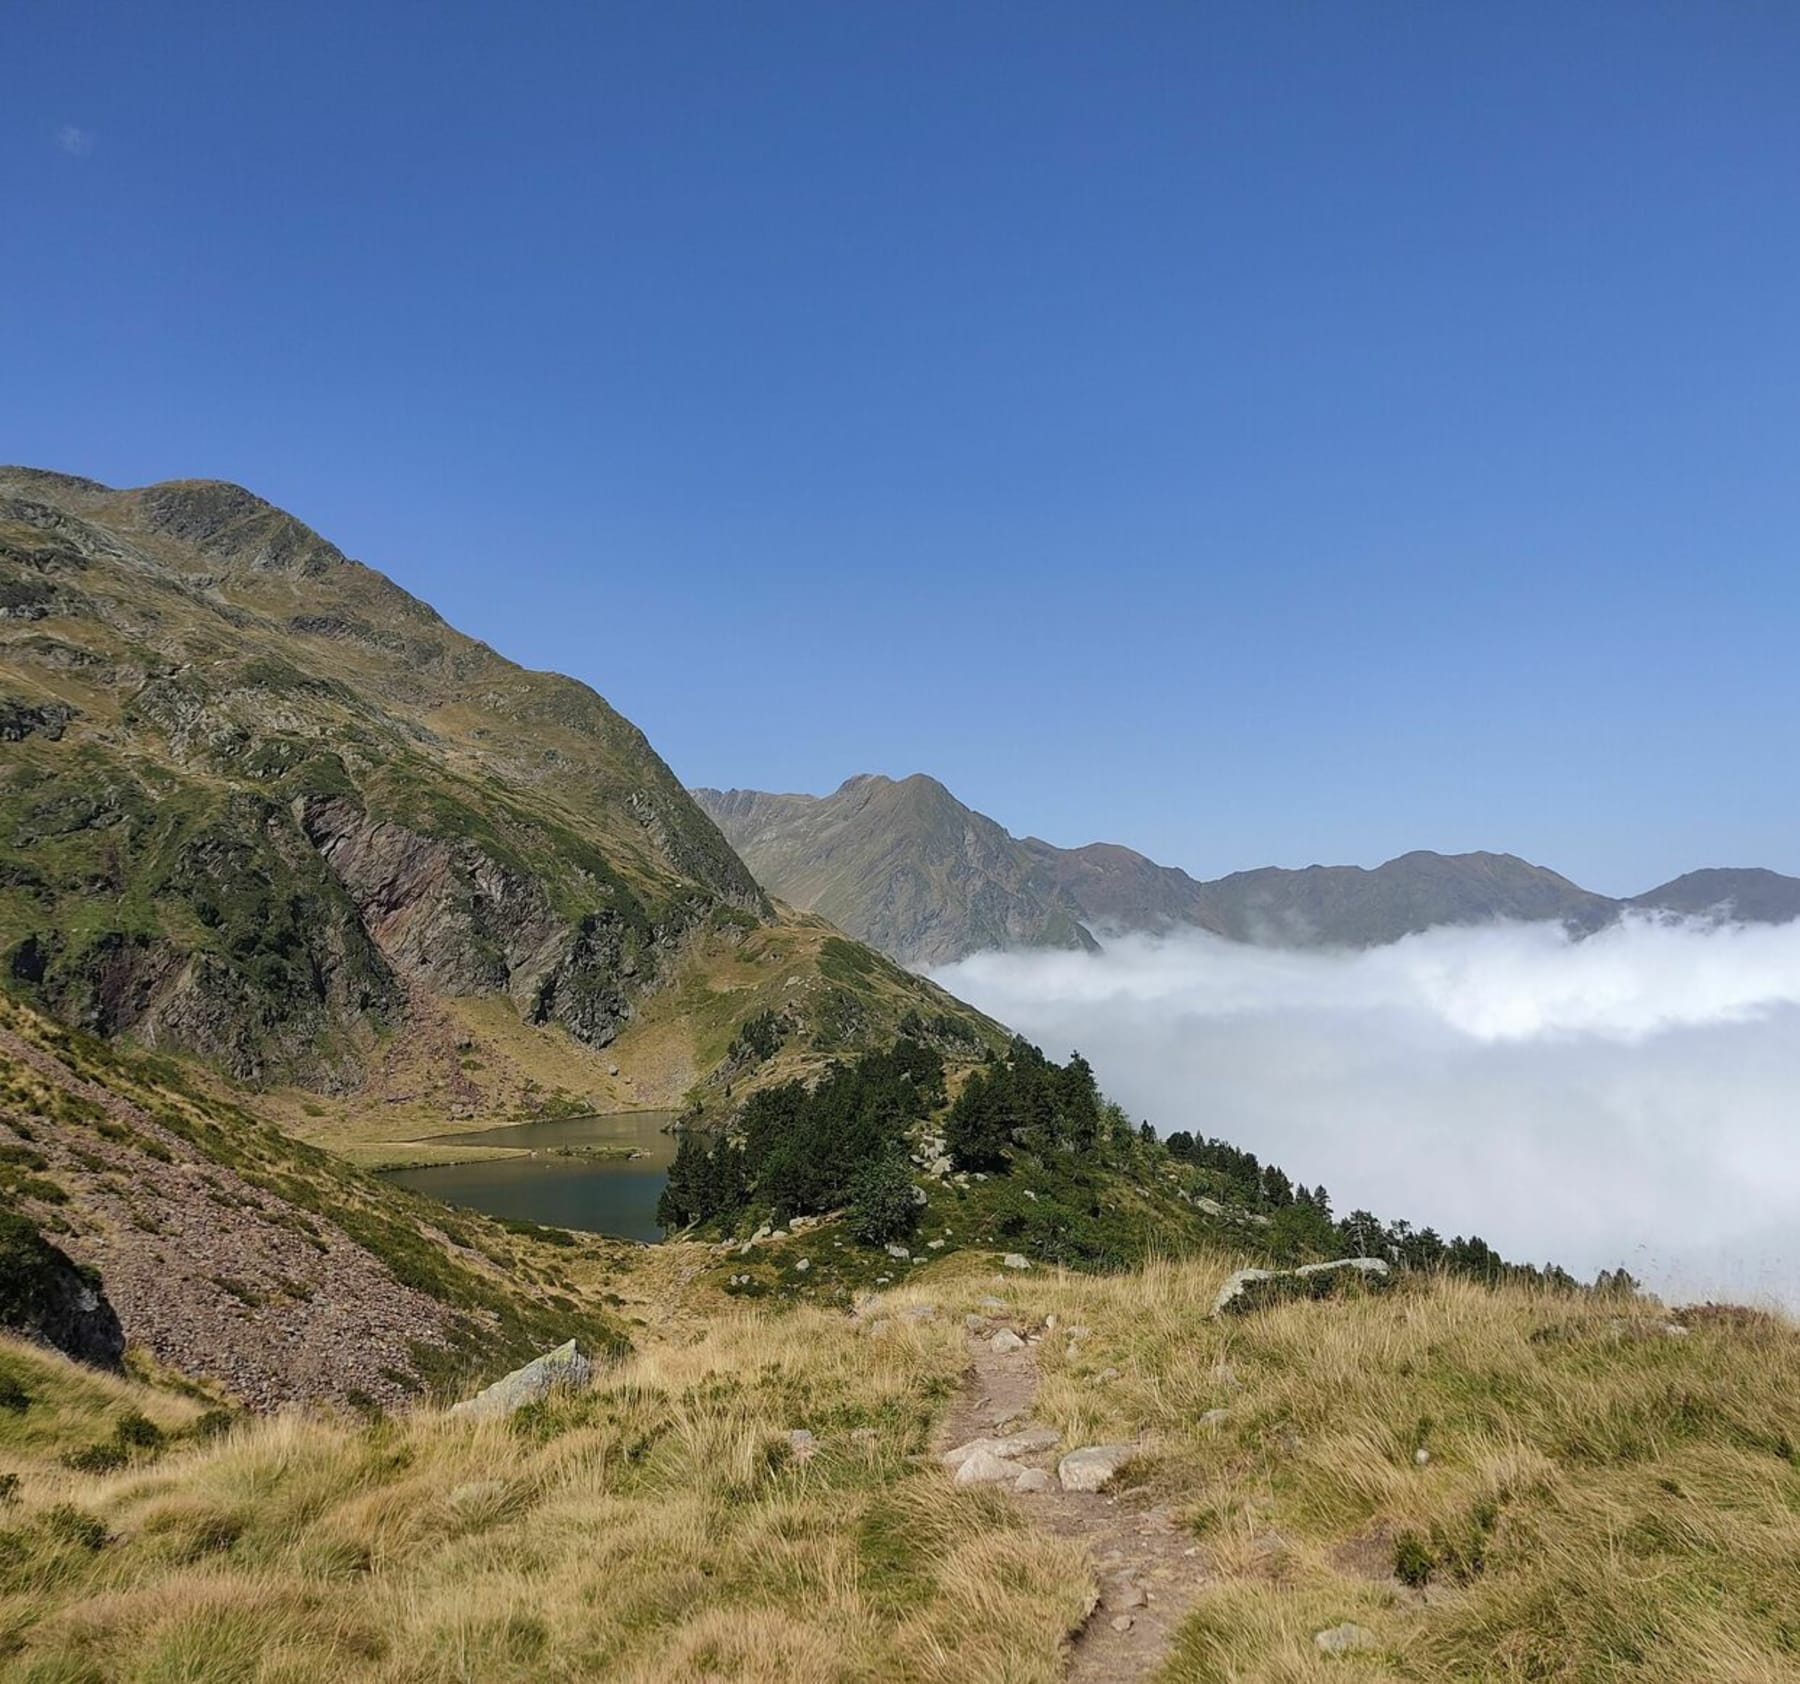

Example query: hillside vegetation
[2,1253,1793,1682]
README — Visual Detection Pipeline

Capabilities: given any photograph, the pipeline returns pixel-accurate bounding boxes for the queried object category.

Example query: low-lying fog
[931,915,1800,1308]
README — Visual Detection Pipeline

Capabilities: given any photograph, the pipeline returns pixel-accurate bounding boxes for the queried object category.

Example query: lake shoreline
[377,1110,680,1244]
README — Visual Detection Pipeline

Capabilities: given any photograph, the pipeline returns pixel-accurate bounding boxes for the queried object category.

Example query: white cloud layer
[931,915,1800,1307]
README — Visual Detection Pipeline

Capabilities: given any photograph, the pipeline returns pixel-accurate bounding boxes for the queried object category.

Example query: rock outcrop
[450,1340,594,1419]
[1212,1257,1392,1317]
[0,1210,124,1369]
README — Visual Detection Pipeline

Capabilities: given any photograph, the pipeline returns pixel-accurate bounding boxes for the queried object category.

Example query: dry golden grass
[1014,1257,1800,1681]
[0,1304,1089,1683]
[5,1255,1798,1682]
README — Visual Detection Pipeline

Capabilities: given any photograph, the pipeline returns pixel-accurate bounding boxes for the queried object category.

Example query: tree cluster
[656,1038,944,1237]
[943,1037,1109,1170]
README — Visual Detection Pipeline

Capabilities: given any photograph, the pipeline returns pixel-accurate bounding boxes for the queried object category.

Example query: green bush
[846,1153,920,1247]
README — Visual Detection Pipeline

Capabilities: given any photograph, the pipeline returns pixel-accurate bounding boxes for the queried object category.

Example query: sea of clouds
[931,914,1800,1307]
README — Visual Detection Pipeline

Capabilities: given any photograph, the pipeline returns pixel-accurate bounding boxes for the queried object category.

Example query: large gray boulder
[450,1339,593,1419]
[1212,1257,1391,1317]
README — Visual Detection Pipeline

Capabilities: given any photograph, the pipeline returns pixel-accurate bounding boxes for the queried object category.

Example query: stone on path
[953,1448,1022,1487]
[1110,1615,1135,1633]
[990,1328,1026,1353]
[1058,1443,1138,1493]
[1015,1467,1054,1494]
[450,1340,592,1419]
[1103,1573,1148,1612]
[1315,1623,1378,1654]
[941,1427,1059,1469]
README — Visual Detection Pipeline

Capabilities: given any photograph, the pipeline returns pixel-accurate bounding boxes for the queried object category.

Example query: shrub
[1394,1530,1435,1588]
[846,1153,920,1247]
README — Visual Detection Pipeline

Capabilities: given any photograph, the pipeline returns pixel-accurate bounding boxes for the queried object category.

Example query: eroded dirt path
[935,1318,1209,1682]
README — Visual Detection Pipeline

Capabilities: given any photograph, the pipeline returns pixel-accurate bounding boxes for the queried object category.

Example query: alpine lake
[381,1111,678,1243]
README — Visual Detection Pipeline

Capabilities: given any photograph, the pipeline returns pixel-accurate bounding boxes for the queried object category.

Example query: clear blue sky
[7,2,1797,895]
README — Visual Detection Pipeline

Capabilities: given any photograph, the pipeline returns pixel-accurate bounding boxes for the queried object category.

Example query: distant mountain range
[694,774,1800,967]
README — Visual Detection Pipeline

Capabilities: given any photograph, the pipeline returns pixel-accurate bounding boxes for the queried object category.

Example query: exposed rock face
[0,1210,124,1369]
[299,796,649,1047]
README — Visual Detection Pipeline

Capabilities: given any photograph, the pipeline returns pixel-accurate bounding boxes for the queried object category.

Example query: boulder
[990,1328,1026,1354]
[1057,1443,1137,1493]
[450,1340,593,1419]
[953,1448,1021,1487]
[941,1427,1059,1468]
[1015,1467,1054,1494]
[1212,1257,1391,1317]
[1314,1623,1378,1655]
[1002,1253,1032,1270]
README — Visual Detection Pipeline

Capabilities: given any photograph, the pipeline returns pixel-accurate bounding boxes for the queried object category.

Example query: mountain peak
[118,478,351,578]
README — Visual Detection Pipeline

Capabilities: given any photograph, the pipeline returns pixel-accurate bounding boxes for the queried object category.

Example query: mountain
[1181,850,1617,947]
[695,775,1098,968]
[1629,867,1800,925]
[698,773,1797,966]
[696,774,1619,964]
[0,471,992,1101]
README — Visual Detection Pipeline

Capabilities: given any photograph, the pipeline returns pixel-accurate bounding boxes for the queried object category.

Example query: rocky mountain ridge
[696,774,1799,966]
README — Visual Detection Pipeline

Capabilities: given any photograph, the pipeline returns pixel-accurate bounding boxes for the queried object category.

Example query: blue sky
[7,1,1797,895]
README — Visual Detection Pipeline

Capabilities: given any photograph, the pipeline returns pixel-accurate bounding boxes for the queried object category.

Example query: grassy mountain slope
[0,470,992,1101]
[696,775,1098,967]
[2,1254,1792,1682]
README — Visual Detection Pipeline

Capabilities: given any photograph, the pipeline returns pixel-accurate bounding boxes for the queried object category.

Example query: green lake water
[381,1111,678,1243]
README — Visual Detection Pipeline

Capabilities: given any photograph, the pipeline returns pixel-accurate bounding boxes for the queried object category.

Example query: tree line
[660,1030,1589,1289]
